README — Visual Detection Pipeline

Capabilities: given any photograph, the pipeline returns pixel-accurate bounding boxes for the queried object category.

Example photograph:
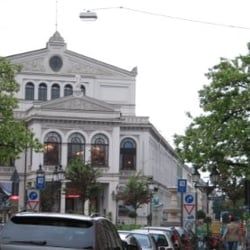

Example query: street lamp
[79,10,98,21]
[36,164,45,190]
[192,166,219,214]
[147,178,159,226]
[52,165,65,182]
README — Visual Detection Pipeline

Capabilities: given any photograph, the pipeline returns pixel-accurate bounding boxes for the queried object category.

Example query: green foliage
[117,173,150,210]
[0,57,42,163]
[65,159,102,214]
[197,209,206,220]
[116,172,151,220]
[174,52,250,202]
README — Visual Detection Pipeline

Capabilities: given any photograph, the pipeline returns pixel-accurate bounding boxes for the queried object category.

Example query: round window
[49,55,63,72]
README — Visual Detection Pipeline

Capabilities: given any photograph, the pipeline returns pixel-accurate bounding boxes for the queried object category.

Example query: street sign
[177,179,187,193]
[182,192,196,232]
[36,175,45,190]
[27,189,40,212]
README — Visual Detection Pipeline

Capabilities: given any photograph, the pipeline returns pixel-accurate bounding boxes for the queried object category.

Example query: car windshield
[132,233,152,248]
[0,216,94,249]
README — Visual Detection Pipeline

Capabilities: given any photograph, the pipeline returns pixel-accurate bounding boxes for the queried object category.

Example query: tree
[116,173,151,224]
[174,51,250,202]
[65,159,102,214]
[0,57,41,164]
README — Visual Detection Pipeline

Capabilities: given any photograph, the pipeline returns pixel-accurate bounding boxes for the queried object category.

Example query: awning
[0,182,12,196]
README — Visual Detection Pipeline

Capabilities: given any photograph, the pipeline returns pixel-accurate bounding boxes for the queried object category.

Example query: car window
[132,233,152,248]
[0,216,94,249]
[150,234,168,246]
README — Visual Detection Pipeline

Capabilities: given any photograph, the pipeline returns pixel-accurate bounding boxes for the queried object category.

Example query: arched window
[64,84,73,96]
[81,85,86,95]
[51,84,60,99]
[38,83,47,101]
[44,132,61,165]
[120,138,136,170]
[67,133,85,163]
[25,82,34,100]
[91,134,109,167]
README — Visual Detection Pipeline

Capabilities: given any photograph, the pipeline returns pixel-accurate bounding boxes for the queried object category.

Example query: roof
[14,212,107,222]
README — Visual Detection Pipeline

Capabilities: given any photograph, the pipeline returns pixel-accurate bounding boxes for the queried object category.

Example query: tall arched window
[51,84,60,99]
[44,132,61,165]
[64,84,73,96]
[120,138,136,170]
[25,82,34,100]
[38,83,47,101]
[91,134,109,167]
[67,133,85,163]
[81,85,86,95]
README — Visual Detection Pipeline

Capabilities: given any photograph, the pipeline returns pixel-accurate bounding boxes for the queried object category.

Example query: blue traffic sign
[29,191,38,201]
[36,176,45,190]
[177,179,187,193]
[185,194,194,204]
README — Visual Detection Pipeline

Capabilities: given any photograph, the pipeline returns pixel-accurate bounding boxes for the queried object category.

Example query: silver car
[0,212,136,250]
[130,229,157,250]
[138,228,175,250]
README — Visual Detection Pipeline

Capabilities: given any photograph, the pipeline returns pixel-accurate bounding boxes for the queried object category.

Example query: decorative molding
[43,98,112,111]
[66,59,113,76]
[21,58,46,72]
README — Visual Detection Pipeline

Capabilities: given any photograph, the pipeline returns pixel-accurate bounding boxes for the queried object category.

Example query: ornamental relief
[21,58,46,72]
[66,60,113,76]
[42,124,112,132]
[47,99,111,111]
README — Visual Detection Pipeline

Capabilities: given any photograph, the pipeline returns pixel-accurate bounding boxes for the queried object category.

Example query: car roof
[131,229,155,235]
[139,229,168,234]
[13,212,106,222]
[143,226,172,231]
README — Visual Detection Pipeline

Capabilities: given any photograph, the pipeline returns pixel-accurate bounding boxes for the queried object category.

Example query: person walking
[222,215,242,250]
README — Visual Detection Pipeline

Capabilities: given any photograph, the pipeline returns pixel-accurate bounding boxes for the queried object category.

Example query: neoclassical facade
[1,31,184,225]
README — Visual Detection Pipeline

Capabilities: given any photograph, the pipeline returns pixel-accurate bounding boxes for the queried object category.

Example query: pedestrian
[222,215,242,250]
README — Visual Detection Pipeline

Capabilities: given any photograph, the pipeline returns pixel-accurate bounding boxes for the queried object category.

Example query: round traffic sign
[185,194,194,204]
[27,189,40,202]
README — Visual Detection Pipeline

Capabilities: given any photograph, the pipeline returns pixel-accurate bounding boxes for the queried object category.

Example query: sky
[1,0,250,147]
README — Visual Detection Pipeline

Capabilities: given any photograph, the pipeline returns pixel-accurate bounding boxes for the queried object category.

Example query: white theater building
[1,32,186,225]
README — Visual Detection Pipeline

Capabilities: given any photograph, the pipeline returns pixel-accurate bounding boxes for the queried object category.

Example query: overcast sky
[1,0,250,147]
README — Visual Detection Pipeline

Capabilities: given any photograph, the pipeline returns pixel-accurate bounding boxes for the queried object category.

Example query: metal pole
[181,192,183,227]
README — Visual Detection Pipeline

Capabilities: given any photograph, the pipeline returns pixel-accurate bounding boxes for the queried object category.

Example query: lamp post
[192,166,219,214]
[192,166,219,237]
[52,165,65,212]
[36,164,45,190]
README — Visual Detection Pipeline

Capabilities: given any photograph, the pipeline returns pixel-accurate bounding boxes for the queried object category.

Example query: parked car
[119,232,142,250]
[137,228,175,250]
[0,212,137,250]
[143,226,182,250]
[119,230,133,240]
[130,229,157,250]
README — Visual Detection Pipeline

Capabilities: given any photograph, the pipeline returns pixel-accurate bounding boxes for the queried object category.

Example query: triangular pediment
[7,32,137,78]
[39,94,116,112]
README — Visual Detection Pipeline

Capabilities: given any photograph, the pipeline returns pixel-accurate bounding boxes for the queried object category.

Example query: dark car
[0,212,137,250]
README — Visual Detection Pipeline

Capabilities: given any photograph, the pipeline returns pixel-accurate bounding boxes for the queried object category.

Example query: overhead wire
[88,6,250,31]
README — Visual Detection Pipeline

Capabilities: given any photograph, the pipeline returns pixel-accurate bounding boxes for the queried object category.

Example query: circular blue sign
[185,194,194,204]
[29,191,38,201]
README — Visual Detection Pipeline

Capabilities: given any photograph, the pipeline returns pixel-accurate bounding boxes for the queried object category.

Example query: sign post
[183,192,196,232]
[177,179,187,227]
